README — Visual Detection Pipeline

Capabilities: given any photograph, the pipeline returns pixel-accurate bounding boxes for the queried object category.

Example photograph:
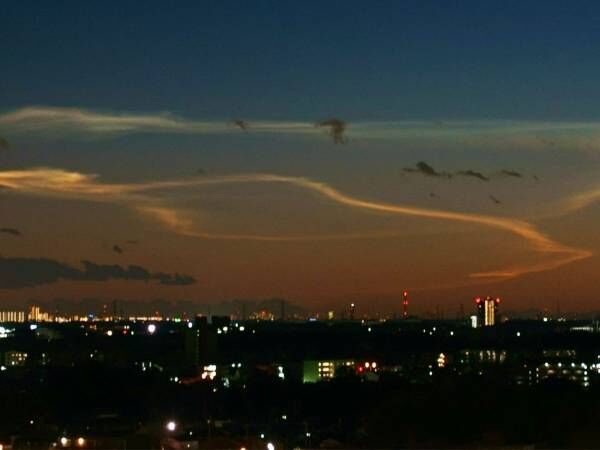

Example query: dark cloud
[196,168,206,175]
[0,257,196,289]
[232,119,248,131]
[403,161,452,178]
[456,170,489,181]
[414,161,440,177]
[0,227,21,237]
[429,192,438,198]
[316,118,346,144]
[159,273,196,286]
[113,245,123,254]
[500,169,523,178]
[0,137,9,150]
[489,195,502,204]
[404,163,522,182]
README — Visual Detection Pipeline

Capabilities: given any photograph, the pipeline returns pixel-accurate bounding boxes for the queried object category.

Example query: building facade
[0,311,25,323]
[476,296,500,327]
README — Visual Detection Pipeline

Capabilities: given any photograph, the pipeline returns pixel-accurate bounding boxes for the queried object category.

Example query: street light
[166,421,177,432]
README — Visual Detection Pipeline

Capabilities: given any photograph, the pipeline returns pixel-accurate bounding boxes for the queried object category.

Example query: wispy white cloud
[0,106,317,137]
[350,120,600,155]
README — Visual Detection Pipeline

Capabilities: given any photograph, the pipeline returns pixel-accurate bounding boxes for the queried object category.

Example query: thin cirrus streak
[135,205,410,242]
[559,188,600,215]
[4,106,600,153]
[0,168,592,280]
[530,186,600,221]
[0,106,317,135]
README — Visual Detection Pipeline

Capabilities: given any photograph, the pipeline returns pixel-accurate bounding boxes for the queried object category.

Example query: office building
[0,310,25,323]
[475,296,500,327]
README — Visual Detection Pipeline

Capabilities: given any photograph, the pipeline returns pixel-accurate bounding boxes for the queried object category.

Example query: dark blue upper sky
[3,0,600,120]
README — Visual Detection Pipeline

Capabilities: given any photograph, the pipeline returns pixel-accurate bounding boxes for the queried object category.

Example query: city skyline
[1,2,600,311]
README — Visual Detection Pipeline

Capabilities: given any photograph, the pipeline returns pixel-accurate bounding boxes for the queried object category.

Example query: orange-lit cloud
[560,187,600,215]
[0,167,592,282]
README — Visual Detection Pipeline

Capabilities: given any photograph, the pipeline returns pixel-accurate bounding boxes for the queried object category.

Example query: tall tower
[402,291,409,319]
[349,303,356,320]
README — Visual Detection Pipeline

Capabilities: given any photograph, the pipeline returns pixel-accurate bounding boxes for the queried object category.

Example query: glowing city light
[166,420,177,432]
[437,353,446,368]
[147,324,157,334]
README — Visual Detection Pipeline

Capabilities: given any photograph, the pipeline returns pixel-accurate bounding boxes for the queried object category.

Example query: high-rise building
[4,351,28,367]
[28,306,40,322]
[536,362,590,388]
[402,291,409,319]
[470,315,478,328]
[27,305,52,322]
[475,296,500,327]
[0,310,25,323]
[303,360,356,383]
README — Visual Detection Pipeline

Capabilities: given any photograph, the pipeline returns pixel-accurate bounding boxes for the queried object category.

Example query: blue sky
[3,1,600,120]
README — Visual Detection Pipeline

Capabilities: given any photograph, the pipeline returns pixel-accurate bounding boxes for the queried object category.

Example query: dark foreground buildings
[1,314,600,448]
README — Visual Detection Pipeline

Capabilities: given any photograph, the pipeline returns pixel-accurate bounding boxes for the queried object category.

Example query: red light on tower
[402,291,409,319]
[475,297,482,304]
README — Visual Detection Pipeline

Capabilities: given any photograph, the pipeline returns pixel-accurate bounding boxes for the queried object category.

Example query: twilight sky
[1,1,599,313]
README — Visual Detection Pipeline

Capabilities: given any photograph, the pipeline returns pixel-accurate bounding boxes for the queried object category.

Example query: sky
[1,1,599,313]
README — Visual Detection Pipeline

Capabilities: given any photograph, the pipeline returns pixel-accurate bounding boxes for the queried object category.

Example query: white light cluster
[202,364,217,380]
